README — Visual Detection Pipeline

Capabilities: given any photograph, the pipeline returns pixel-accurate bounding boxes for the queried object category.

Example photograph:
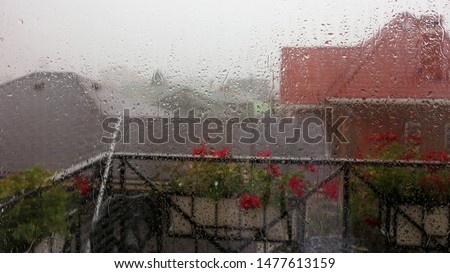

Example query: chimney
[419,14,444,81]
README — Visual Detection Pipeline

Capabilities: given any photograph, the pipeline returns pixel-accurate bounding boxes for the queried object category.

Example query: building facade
[280,13,450,156]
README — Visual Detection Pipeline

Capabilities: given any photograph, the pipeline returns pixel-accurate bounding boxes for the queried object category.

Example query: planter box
[167,195,297,242]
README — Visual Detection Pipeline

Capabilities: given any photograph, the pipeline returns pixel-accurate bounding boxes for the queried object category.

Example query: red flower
[377,142,387,151]
[288,176,305,197]
[364,215,381,227]
[74,175,91,196]
[421,174,443,183]
[405,135,422,144]
[239,193,261,209]
[357,151,365,159]
[257,150,271,157]
[422,150,449,162]
[212,147,229,158]
[323,179,339,201]
[193,144,209,156]
[367,133,383,142]
[398,153,415,161]
[267,164,281,177]
[420,174,448,191]
[383,131,398,142]
[367,131,398,143]
[305,163,316,173]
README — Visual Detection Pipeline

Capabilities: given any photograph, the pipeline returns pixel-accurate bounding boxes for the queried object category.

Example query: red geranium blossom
[383,131,398,142]
[212,147,229,158]
[422,150,449,162]
[305,163,316,173]
[357,151,365,159]
[420,174,448,192]
[367,132,383,142]
[398,153,415,161]
[288,176,305,197]
[74,175,91,195]
[421,174,443,184]
[193,144,209,156]
[377,142,388,151]
[323,179,339,201]
[367,131,398,143]
[239,193,261,209]
[267,164,281,177]
[257,150,271,157]
[405,135,422,144]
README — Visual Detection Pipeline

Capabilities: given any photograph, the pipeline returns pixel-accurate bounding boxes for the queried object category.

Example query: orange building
[280,12,450,156]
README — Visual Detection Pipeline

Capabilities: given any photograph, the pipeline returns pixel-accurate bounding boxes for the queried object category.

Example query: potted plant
[159,145,319,242]
[351,132,449,250]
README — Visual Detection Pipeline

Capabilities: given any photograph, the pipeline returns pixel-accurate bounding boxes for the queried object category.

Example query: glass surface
[0,0,449,253]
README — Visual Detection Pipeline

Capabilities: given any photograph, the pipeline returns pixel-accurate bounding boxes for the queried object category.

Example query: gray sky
[1,0,449,88]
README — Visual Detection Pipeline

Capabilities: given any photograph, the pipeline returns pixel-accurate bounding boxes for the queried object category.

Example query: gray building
[0,72,330,175]
[0,72,108,173]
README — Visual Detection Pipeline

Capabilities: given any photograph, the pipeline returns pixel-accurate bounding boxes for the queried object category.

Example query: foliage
[348,177,384,252]
[0,166,81,252]
[349,132,449,251]
[361,132,449,204]
[0,165,53,200]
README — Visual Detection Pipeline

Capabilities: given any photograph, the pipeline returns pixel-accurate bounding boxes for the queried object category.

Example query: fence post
[448,204,450,251]
[296,199,307,252]
[119,157,126,193]
[156,194,165,253]
[342,163,350,252]
[106,159,114,194]
[385,202,392,251]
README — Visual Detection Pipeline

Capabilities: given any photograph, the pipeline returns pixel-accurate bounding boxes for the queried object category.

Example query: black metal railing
[0,152,448,252]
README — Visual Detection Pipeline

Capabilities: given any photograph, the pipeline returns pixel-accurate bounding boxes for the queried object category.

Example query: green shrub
[0,166,77,252]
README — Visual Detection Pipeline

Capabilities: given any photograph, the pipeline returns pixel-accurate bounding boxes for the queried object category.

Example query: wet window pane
[1,1,449,253]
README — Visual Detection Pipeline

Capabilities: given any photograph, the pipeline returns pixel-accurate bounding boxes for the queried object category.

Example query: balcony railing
[0,153,449,253]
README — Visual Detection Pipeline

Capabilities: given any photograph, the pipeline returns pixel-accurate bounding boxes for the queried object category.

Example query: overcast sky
[1,0,449,88]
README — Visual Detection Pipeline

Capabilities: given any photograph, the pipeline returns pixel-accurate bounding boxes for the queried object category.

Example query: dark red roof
[280,12,450,104]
